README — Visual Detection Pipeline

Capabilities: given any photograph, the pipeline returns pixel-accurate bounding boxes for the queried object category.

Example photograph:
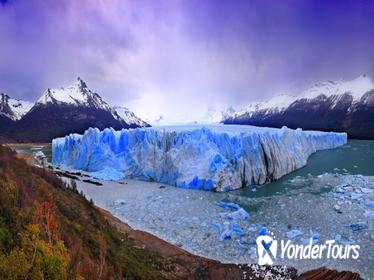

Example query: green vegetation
[0,146,171,279]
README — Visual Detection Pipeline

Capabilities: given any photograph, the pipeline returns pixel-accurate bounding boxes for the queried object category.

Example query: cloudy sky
[1,0,373,122]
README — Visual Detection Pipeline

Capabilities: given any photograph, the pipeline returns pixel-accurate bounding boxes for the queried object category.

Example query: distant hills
[0,78,149,142]
[223,75,374,139]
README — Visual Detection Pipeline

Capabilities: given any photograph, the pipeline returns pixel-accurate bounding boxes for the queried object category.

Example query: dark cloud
[0,0,373,121]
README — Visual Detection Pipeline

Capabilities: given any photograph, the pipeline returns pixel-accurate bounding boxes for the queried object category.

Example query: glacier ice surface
[52,125,347,191]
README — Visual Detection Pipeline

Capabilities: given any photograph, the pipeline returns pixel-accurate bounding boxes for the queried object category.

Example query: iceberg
[52,125,347,191]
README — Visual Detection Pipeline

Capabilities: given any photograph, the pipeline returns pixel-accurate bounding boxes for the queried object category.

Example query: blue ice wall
[52,125,347,191]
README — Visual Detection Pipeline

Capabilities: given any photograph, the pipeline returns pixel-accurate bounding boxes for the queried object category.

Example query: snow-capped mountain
[230,94,296,118]
[0,78,149,142]
[300,75,374,101]
[0,93,33,121]
[111,106,148,127]
[223,75,374,139]
[36,77,112,110]
[34,77,148,126]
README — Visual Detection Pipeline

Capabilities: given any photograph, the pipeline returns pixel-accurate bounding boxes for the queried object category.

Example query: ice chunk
[360,187,373,194]
[227,208,250,220]
[52,125,347,191]
[258,227,270,236]
[217,201,250,220]
[349,222,368,232]
[212,221,232,241]
[212,220,222,235]
[217,201,241,210]
[301,238,317,246]
[231,223,246,237]
[364,210,374,219]
[309,230,321,240]
[114,199,126,206]
[286,229,303,239]
[220,229,232,240]
[367,201,374,208]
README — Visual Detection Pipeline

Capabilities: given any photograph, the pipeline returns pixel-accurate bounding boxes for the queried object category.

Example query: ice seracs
[52,125,347,192]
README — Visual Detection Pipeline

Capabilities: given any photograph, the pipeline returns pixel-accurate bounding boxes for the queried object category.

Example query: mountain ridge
[0,78,149,142]
[223,75,374,139]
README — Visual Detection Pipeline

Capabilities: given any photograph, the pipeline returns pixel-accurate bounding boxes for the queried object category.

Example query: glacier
[52,125,347,191]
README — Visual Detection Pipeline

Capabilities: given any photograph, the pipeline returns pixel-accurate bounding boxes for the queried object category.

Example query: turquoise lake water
[235,139,374,198]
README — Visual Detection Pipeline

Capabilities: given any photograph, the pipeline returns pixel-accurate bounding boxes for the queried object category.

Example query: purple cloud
[0,0,373,121]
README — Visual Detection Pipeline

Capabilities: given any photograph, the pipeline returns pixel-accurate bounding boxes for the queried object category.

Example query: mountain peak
[76,77,87,89]
[33,79,148,128]
[225,75,374,122]
[301,75,374,101]
[0,92,33,121]
[37,78,108,109]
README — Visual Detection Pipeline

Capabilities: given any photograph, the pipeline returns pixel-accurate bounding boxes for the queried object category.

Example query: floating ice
[364,210,374,218]
[218,201,241,210]
[258,227,270,236]
[74,172,374,278]
[227,208,250,221]
[349,222,368,232]
[286,229,303,239]
[52,125,347,191]
[335,234,342,241]
[367,201,374,208]
[309,230,321,240]
[212,221,232,240]
[231,223,245,237]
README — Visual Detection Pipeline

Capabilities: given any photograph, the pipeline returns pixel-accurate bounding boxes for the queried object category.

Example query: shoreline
[96,196,363,280]
[67,172,368,279]
[97,207,297,279]
[2,142,51,147]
